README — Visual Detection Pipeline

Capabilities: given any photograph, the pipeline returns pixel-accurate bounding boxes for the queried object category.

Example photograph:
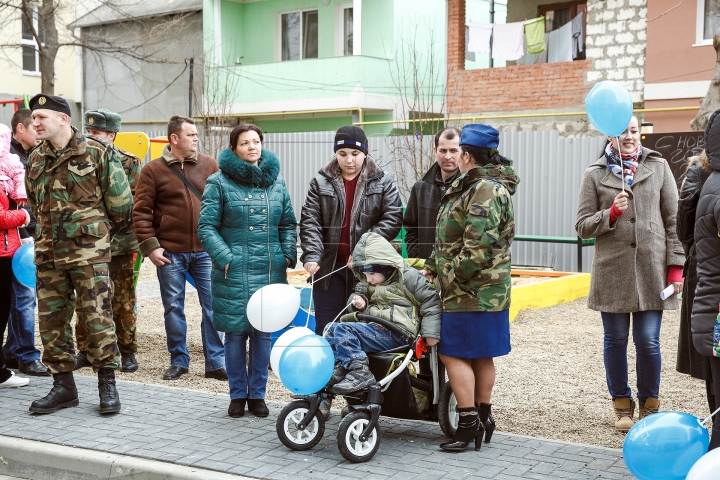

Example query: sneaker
[0,371,29,388]
[332,359,376,395]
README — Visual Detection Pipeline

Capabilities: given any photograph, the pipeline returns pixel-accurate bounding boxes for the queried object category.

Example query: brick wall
[446,0,648,136]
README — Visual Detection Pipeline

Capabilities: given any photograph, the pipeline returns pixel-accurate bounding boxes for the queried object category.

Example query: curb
[0,435,251,480]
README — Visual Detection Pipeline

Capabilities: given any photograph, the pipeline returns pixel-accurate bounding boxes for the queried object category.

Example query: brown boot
[639,397,660,420]
[613,398,635,431]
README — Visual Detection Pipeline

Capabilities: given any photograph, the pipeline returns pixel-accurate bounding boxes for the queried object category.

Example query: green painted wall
[362,0,394,58]
[250,113,393,135]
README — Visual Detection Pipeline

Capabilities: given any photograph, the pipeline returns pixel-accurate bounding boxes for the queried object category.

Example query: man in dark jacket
[133,116,226,381]
[2,108,47,376]
[691,108,720,450]
[403,127,461,259]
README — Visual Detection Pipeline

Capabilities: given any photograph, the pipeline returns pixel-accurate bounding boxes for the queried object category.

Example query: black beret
[29,94,71,117]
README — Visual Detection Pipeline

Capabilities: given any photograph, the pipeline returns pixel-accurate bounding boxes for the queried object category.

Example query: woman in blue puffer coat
[198,124,297,419]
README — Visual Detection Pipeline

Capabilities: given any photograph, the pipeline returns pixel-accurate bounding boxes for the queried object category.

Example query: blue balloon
[186,272,196,289]
[623,411,709,480]
[11,244,35,288]
[270,308,316,349]
[278,334,334,395]
[585,81,634,137]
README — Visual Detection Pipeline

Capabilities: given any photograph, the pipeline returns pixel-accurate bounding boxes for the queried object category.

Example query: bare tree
[386,21,448,199]
[692,34,720,131]
[0,0,197,95]
[193,51,242,160]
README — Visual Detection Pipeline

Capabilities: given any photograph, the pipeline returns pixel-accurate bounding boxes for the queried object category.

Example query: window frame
[696,0,716,46]
[21,7,43,76]
[275,7,320,62]
[538,1,586,33]
[335,2,353,57]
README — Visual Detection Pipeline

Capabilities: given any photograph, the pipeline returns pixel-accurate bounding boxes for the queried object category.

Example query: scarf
[605,142,641,186]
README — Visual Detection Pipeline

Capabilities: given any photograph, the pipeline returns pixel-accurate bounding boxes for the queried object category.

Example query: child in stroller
[276,232,456,463]
[325,232,441,395]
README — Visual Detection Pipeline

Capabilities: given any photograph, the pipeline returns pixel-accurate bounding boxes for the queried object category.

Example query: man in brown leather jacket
[132,116,226,381]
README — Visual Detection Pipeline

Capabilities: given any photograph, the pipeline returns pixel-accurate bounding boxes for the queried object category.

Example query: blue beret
[460,124,499,149]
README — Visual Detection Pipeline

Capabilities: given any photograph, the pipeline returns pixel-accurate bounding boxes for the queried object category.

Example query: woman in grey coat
[576,116,684,432]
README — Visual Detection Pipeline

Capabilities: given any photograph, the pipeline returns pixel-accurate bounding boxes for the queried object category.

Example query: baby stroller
[275,314,458,463]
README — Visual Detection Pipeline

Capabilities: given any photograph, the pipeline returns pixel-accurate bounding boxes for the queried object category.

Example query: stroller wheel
[276,400,325,451]
[337,411,381,463]
[438,381,458,438]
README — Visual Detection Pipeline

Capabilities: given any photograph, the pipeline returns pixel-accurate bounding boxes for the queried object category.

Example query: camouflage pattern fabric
[37,263,119,373]
[76,254,137,353]
[25,128,133,268]
[109,148,141,255]
[426,164,519,312]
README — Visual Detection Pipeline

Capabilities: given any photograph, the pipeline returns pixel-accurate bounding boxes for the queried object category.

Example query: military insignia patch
[38,97,47,105]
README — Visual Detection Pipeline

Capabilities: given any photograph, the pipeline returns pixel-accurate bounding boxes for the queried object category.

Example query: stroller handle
[354,314,415,344]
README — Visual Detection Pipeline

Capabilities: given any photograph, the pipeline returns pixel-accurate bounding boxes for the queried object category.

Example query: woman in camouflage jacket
[425,124,519,452]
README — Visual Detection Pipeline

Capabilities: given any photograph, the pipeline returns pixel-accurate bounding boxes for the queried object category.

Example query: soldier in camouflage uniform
[424,124,519,452]
[24,94,133,415]
[74,109,142,373]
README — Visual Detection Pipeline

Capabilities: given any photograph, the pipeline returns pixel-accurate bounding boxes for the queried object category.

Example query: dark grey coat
[403,162,458,260]
[676,153,713,378]
[693,110,720,357]
[299,156,403,290]
[575,148,684,313]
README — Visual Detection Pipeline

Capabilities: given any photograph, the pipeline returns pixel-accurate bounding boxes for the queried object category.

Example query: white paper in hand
[660,284,675,300]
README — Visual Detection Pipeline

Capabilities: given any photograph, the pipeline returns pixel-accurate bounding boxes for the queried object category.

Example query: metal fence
[139,128,604,272]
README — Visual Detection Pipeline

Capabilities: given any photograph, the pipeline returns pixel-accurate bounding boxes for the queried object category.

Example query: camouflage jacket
[109,147,141,255]
[26,128,134,268]
[425,163,519,312]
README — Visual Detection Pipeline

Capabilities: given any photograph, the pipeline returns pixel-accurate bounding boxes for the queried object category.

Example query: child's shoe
[332,359,375,394]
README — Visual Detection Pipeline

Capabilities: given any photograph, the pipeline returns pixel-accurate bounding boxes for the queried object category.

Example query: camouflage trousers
[76,254,137,354]
[37,263,119,374]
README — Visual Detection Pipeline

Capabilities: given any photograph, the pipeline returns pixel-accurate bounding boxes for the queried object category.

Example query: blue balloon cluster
[623,411,709,480]
[585,81,634,137]
[278,334,334,395]
[11,244,35,288]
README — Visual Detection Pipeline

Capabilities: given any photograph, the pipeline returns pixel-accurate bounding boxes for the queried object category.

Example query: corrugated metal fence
[142,129,604,272]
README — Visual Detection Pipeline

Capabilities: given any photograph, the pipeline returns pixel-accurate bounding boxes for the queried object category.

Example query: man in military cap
[25,94,133,414]
[73,109,142,373]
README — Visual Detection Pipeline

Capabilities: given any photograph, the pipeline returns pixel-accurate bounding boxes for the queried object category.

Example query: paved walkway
[0,375,633,479]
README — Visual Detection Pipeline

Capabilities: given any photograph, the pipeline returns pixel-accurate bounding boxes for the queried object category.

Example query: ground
[70,260,708,450]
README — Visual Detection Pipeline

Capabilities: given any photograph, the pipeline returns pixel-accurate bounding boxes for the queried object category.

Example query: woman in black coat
[676,150,715,416]
[691,109,720,450]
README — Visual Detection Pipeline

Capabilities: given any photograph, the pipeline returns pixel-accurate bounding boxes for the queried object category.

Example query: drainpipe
[489,0,494,68]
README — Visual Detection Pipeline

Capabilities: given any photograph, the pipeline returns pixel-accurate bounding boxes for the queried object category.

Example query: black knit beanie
[357,264,395,281]
[334,126,369,155]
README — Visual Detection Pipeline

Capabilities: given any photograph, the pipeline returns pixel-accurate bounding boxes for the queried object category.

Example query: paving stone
[0,375,632,479]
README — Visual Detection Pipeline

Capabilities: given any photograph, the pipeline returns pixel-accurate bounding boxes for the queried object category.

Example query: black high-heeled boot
[479,403,496,444]
[440,406,483,452]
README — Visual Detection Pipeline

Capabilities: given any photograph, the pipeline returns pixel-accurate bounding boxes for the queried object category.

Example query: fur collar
[687,151,712,174]
[320,154,383,180]
[218,148,280,187]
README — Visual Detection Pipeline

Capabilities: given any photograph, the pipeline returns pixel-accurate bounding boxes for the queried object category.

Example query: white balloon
[247,284,301,333]
[270,327,314,380]
[687,446,720,480]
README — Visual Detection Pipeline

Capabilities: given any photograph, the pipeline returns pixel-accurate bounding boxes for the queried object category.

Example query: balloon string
[616,136,625,193]
[305,274,314,329]
[701,406,720,427]
[322,303,352,339]
[298,265,348,287]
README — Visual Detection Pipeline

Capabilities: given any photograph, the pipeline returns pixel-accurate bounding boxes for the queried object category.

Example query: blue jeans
[225,331,270,400]
[2,271,40,364]
[156,251,225,371]
[601,310,662,404]
[326,322,408,368]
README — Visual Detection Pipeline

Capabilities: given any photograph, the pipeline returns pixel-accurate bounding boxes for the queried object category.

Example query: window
[539,1,586,60]
[281,10,318,61]
[21,8,44,73]
[343,7,353,56]
[702,0,720,41]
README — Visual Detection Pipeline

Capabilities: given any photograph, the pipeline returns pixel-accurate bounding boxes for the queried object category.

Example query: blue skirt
[437,310,511,359]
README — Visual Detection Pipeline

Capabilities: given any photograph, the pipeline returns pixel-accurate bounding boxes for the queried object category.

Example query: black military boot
[98,368,121,414]
[29,372,79,414]
[74,351,91,370]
